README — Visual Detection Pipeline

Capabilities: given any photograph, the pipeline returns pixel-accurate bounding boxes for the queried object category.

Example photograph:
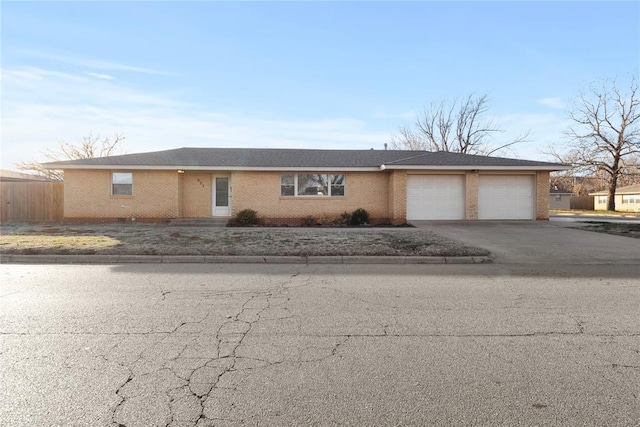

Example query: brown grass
[0,223,489,257]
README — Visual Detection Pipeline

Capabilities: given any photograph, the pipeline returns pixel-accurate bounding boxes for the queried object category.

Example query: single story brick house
[44,147,568,224]
[590,184,640,213]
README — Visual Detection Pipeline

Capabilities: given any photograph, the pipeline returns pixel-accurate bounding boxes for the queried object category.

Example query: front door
[212,176,231,216]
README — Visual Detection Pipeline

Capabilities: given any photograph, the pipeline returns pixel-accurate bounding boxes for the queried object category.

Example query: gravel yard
[0,223,489,257]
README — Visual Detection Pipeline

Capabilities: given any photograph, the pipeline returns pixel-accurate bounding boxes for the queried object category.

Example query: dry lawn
[0,223,489,257]
[574,222,640,239]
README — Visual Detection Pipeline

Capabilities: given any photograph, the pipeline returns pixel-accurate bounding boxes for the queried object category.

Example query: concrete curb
[0,254,491,265]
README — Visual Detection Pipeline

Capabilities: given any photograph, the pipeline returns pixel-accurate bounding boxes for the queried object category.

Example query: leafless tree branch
[390,93,528,155]
[15,133,125,181]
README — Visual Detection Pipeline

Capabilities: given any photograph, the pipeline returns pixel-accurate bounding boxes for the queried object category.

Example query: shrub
[350,208,370,225]
[339,211,352,225]
[235,208,259,225]
[301,215,317,227]
[317,213,337,226]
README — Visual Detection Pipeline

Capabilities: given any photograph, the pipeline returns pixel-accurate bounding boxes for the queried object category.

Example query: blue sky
[1,1,639,169]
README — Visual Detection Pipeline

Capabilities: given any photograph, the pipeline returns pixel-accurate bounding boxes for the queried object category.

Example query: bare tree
[548,78,640,211]
[390,93,530,155]
[16,133,125,181]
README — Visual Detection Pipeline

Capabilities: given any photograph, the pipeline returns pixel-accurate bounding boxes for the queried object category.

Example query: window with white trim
[280,174,345,197]
[112,172,133,195]
[597,196,607,204]
[621,195,639,204]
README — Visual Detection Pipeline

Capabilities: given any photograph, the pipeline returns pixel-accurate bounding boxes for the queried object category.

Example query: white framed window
[112,172,133,196]
[621,195,639,204]
[597,196,607,204]
[280,174,345,197]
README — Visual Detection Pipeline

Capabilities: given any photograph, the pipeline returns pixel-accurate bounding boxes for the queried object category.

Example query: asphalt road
[1,261,639,426]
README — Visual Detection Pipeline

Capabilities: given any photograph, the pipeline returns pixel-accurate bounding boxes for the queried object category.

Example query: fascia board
[380,164,571,171]
[42,164,382,172]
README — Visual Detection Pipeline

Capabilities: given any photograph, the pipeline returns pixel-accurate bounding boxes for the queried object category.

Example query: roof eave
[380,164,570,171]
[42,164,382,172]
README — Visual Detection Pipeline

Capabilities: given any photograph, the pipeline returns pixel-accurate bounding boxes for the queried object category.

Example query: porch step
[168,217,231,227]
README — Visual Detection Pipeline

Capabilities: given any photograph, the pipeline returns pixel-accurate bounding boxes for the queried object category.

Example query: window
[597,196,607,204]
[112,172,133,195]
[622,195,639,204]
[280,174,345,197]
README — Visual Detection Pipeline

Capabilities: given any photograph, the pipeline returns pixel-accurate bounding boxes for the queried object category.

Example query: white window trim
[280,173,345,197]
[112,172,133,196]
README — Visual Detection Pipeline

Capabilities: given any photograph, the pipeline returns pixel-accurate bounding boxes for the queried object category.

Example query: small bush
[350,208,370,225]
[235,208,259,225]
[339,211,352,225]
[302,215,317,227]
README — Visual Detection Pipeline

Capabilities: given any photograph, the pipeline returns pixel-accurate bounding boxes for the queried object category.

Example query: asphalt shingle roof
[590,184,640,195]
[43,147,565,169]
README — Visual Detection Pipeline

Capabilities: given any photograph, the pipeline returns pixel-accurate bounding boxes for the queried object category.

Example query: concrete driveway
[411,220,640,265]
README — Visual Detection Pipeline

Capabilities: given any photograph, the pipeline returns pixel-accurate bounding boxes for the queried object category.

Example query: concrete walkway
[410,220,640,265]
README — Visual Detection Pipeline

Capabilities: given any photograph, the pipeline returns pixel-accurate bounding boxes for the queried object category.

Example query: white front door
[212,176,231,216]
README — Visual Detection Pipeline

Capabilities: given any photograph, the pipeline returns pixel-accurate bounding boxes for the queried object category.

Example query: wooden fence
[0,182,64,222]
[570,196,594,210]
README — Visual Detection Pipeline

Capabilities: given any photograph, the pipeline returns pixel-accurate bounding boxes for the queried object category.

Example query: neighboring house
[43,147,568,223]
[590,184,640,213]
[549,188,573,210]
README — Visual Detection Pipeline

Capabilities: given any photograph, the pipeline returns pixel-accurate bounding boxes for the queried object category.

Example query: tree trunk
[607,177,617,211]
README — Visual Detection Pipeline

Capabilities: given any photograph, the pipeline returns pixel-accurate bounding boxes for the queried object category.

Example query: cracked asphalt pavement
[1,262,639,426]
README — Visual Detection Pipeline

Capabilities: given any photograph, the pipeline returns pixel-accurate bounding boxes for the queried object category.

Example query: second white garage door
[407,175,465,220]
[478,175,534,220]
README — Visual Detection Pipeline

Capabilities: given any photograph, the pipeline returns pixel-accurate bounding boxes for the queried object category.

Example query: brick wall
[535,171,550,220]
[231,171,391,222]
[63,168,555,222]
[465,171,479,220]
[387,170,407,224]
[181,172,212,217]
[64,169,179,219]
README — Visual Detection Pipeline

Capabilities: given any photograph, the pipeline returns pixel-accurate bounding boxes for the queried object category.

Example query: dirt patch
[0,223,489,257]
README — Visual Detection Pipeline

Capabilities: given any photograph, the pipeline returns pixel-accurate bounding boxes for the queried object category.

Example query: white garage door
[478,175,534,220]
[407,175,465,220]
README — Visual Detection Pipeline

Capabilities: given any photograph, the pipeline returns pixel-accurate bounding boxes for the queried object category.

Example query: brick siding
[231,171,391,222]
[62,168,554,222]
[535,171,550,220]
[64,169,179,219]
[181,172,212,218]
[465,171,479,220]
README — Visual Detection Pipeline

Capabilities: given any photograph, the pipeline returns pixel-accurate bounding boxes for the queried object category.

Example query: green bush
[350,208,370,225]
[235,208,259,225]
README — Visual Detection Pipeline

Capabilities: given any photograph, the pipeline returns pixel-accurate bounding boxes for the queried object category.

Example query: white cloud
[87,72,114,80]
[0,66,388,169]
[536,97,566,110]
[12,48,173,76]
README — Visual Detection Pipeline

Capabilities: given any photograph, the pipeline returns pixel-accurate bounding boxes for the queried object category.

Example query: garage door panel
[478,175,534,220]
[407,175,465,220]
